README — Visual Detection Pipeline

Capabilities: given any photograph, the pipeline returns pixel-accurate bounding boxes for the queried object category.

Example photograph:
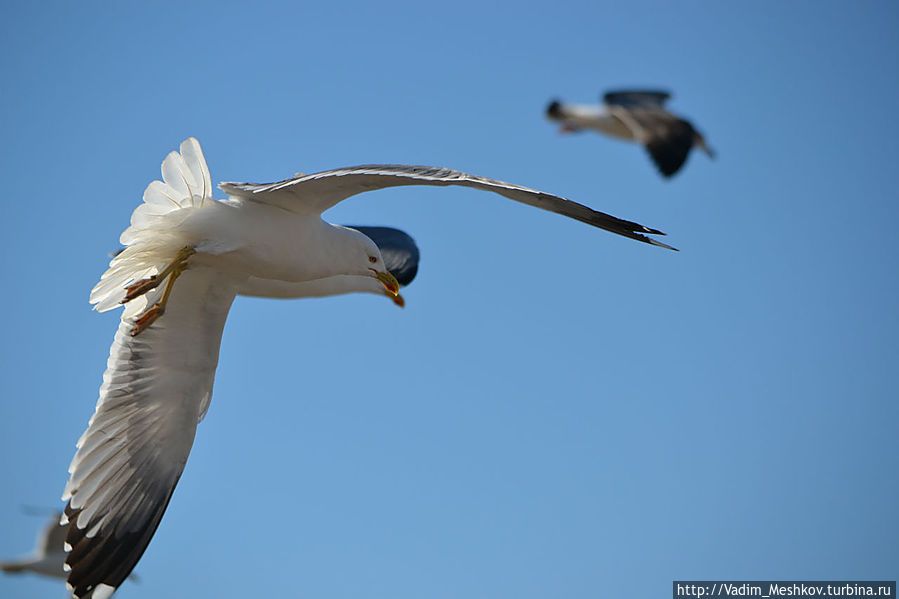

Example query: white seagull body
[238,225,420,307]
[60,138,674,598]
[546,89,715,177]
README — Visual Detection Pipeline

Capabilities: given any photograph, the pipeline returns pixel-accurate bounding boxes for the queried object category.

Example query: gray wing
[346,226,419,286]
[220,165,675,250]
[62,269,236,599]
[603,90,671,107]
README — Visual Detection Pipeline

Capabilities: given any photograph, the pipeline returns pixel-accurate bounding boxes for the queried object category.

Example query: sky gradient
[1,2,897,598]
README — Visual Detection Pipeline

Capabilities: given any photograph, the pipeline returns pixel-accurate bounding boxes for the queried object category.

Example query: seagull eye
[368,256,378,263]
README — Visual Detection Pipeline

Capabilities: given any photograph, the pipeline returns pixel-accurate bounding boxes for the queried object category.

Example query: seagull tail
[90,138,213,312]
[121,137,213,243]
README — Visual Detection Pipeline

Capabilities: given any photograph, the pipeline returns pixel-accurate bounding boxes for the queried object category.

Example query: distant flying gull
[0,511,70,580]
[61,137,674,599]
[0,512,138,585]
[546,90,715,177]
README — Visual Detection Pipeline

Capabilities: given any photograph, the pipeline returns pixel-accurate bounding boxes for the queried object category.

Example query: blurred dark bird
[0,511,69,580]
[0,510,140,585]
[546,90,715,178]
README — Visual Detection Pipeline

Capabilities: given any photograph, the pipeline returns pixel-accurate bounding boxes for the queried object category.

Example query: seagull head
[546,99,564,119]
[338,226,401,297]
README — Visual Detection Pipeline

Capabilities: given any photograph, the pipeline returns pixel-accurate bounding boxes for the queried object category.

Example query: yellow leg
[122,246,196,304]
[129,252,192,336]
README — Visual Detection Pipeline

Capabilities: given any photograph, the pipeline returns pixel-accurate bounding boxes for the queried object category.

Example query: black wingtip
[632,224,677,250]
[654,239,679,251]
[637,231,677,251]
[63,477,179,599]
[619,224,677,251]
[583,207,677,251]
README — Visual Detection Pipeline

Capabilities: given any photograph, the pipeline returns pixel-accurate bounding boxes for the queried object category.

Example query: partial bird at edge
[1,511,138,585]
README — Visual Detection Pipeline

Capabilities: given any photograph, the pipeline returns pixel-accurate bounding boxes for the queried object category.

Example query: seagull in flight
[60,138,674,598]
[546,89,715,177]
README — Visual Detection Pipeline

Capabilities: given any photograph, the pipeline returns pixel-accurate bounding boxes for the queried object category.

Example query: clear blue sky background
[1,2,896,598]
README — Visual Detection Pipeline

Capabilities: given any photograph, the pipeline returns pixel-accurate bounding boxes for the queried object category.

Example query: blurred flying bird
[546,90,715,177]
[1,511,138,585]
[0,511,70,580]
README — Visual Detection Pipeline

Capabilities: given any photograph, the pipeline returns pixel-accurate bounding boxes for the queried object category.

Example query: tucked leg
[129,249,193,336]
[122,246,196,304]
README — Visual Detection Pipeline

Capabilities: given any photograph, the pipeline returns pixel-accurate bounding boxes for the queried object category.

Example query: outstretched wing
[643,119,697,177]
[62,268,236,599]
[220,165,675,250]
[610,106,697,178]
[603,90,671,107]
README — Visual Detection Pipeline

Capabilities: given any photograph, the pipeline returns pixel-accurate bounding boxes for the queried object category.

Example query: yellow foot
[123,276,161,303]
[121,246,196,305]
[130,304,164,336]
[126,246,194,336]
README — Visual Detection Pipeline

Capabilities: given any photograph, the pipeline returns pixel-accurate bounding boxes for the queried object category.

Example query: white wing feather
[63,267,236,598]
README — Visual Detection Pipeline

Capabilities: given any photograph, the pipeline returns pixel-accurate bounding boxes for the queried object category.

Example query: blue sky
[1,2,897,598]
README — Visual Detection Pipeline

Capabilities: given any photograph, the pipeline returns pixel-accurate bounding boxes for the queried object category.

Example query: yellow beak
[374,270,400,296]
